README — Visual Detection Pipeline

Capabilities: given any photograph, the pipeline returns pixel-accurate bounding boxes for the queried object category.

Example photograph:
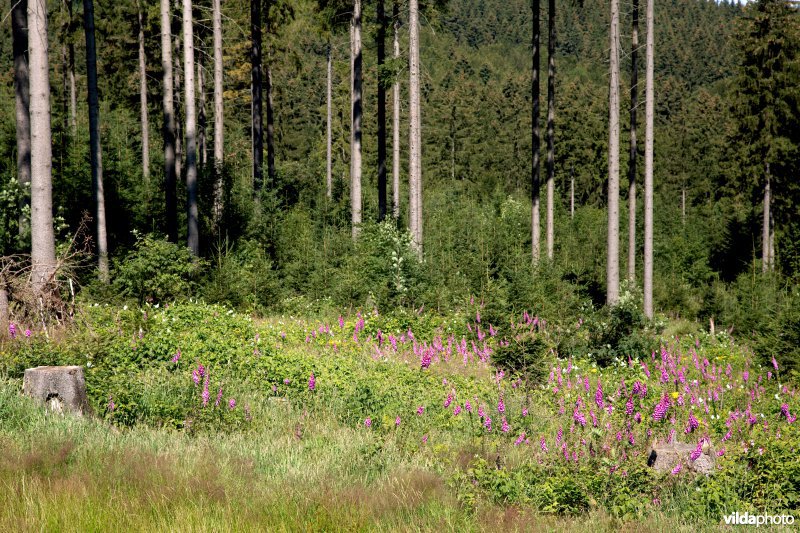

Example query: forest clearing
[1,0,799,529]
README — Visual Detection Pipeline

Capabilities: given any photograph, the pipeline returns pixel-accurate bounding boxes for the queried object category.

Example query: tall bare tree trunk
[326,42,332,199]
[545,0,555,261]
[606,0,621,306]
[762,165,771,273]
[174,29,183,182]
[161,0,178,242]
[212,0,223,226]
[643,0,655,318]
[351,0,363,239]
[266,62,275,184]
[13,0,31,239]
[377,0,387,222]
[198,60,207,169]
[681,187,686,224]
[0,277,8,335]
[83,0,109,282]
[392,2,401,219]
[531,0,541,263]
[769,204,775,271]
[627,0,638,282]
[138,0,150,183]
[251,0,263,192]
[409,0,422,256]
[67,0,76,132]
[570,170,575,219]
[28,0,56,294]
[183,0,199,256]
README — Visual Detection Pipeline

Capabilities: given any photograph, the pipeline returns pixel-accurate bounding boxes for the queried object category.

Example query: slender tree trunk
[326,42,332,199]
[351,0,363,239]
[570,170,575,219]
[161,0,178,242]
[762,166,771,273]
[681,187,686,224]
[545,0,555,261]
[531,0,541,263]
[183,0,199,256]
[28,0,56,294]
[606,0,621,306]
[138,0,150,182]
[769,204,775,271]
[266,63,275,184]
[174,29,183,181]
[643,0,655,318]
[0,277,8,336]
[409,0,422,256]
[392,2,401,219]
[83,0,109,282]
[627,0,638,282]
[377,0,387,221]
[251,0,263,192]
[212,0,223,227]
[198,60,207,169]
[13,0,31,239]
[67,0,76,132]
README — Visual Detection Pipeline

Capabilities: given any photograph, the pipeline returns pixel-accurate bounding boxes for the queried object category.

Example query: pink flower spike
[364,417,372,428]
[228,398,236,410]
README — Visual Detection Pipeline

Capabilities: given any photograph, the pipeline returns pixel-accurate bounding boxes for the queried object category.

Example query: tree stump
[23,366,92,416]
[648,439,715,475]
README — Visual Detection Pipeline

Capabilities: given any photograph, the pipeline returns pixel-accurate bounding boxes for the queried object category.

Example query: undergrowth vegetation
[1,300,797,530]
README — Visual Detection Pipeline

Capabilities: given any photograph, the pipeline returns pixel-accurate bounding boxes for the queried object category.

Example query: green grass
[1,303,798,531]
[0,380,728,532]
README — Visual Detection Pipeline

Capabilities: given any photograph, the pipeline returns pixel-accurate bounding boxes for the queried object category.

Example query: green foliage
[584,285,660,365]
[113,233,203,304]
[491,328,553,385]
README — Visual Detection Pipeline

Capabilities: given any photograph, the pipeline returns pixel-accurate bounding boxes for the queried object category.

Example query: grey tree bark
[643,0,655,318]
[212,0,223,214]
[606,0,621,306]
[266,62,275,184]
[681,187,686,224]
[531,0,541,263]
[138,0,150,182]
[627,0,639,282]
[13,0,31,239]
[251,0,263,192]
[183,0,199,255]
[545,0,555,261]
[28,0,56,294]
[198,60,207,168]
[377,0,387,221]
[392,2,401,219]
[212,0,224,226]
[161,0,178,242]
[351,0,363,239]
[83,0,109,281]
[174,29,182,182]
[326,42,333,199]
[409,0,422,256]
[66,0,76,132]
[762,165,771,273]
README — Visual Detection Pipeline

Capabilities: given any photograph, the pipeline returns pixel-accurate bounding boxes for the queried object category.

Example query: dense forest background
[0,0,798,366]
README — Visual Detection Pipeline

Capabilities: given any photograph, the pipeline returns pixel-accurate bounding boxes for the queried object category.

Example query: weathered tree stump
[23,366,91,416]
[648,439,715,475]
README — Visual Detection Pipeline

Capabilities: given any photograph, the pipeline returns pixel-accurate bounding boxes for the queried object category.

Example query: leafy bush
[113,233,203,303]
[585,284,660,365]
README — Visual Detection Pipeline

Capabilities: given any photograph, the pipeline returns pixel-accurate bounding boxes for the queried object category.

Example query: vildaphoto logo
[723,512,795,527]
